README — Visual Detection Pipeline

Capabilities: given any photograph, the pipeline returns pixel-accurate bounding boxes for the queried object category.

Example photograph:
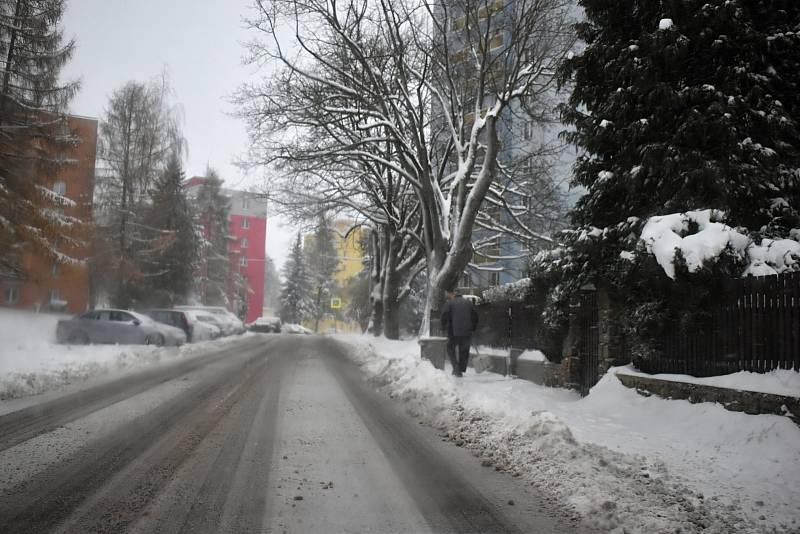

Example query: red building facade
[184,177,268,323]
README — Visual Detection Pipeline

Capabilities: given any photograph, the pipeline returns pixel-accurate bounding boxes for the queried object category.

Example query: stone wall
[616,372,800,425]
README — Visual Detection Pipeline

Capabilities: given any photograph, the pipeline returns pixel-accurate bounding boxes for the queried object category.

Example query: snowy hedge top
[481,277,532,303]
[634,209,800,279]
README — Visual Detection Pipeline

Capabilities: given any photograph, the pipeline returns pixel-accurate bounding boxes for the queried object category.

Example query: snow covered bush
[481,278,533,303]
[532,209,800,366]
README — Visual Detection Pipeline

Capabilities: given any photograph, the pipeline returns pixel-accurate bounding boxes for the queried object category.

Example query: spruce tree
[0,0,81,273]
[142,153,198,306]
[195,169,231,306]
[279,233,311,324]
[541,0,800,362]
[560,0,800,233]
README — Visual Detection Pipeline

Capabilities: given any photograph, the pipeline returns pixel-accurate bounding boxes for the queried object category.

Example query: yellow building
[303,220,364,333]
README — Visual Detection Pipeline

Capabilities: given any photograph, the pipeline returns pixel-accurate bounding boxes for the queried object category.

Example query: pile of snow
[336,335,800,533]
[481,277,532,303]
[0,308,249,400]
[517,349,547,362]
[638,209,800,279]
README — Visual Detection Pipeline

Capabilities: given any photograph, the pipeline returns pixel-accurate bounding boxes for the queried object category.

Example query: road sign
[330,297,342,309]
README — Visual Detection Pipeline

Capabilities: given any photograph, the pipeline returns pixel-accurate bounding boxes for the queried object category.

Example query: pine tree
[0,0,81,273]
[279,233,311,324]
[195,169,231,306]
[560,0,800,233]
[141,152,197,306]
[305,214,339,332]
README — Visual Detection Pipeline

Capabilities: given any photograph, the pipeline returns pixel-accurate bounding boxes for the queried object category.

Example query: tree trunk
[382,264,400,340]
[420,117,499,336]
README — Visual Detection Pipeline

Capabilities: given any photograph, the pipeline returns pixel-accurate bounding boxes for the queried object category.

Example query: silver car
[56,309,186,346]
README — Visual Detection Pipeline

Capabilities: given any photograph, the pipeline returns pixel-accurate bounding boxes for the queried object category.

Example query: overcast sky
[61,0,294,270]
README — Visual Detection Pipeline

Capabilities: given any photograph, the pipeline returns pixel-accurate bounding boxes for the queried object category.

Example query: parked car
[247,316,281,333]
[281,323,313,335]
[176,306,245,336]
[186,310,225,339]
[143,309,218,342]
[56,309,186,346]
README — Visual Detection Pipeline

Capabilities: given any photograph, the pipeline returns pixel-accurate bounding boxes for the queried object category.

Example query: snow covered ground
[0,308,250,401]
[336,335,800,534]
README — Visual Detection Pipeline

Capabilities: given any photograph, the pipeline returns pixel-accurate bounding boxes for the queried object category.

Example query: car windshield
[126,310,154,323]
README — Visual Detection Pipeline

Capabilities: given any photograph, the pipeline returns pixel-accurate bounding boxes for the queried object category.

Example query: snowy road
[0,335,578,534]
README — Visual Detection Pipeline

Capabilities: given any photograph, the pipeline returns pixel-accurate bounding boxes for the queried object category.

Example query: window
[53,181,67,196]
[239,257,248,267]
[241,197,250,209]
[48,288,60,303]
[460,272,472,288]
[51,263,60,278]
[111,311,136,322]
[241,237,248,249]
[523,121,532,140]
[4,286,19,304]
[241,218,250,229]
[488,272,501,286]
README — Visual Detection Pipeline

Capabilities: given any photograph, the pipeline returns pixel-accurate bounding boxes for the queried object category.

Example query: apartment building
[184,177,268,323]
[0,115,98,314]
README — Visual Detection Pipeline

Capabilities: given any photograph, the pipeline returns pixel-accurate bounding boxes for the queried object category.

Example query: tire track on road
[0,336,264,453]
[0,339,273,533]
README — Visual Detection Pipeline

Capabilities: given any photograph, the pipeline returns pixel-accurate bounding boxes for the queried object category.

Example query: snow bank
[336,335,800,533]
[0,308,249,400]
[517,349,547,362]
[638,209,800,279]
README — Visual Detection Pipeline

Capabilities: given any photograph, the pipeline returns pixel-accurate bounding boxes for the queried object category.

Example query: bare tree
[237,0,575,334]
[94,75,185,307]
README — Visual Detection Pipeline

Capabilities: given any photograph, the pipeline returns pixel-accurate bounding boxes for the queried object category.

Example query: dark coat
[441,295,478,338]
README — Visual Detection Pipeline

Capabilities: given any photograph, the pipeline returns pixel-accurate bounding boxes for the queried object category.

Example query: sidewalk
[337,334,800,533]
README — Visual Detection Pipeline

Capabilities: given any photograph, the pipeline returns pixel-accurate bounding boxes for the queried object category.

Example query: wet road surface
[0,335,578,533]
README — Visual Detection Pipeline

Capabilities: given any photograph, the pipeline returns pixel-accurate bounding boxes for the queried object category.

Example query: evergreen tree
[279,233,311,324]
[560,0,800,233]
[195,169,231,306]
[141,152,198,306]
[305,214,339,332]
[542,0,800,363]
[0,0,81,274]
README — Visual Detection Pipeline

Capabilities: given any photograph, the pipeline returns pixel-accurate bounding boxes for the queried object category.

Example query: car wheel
[145,334,165,347]
[69,330,89,345]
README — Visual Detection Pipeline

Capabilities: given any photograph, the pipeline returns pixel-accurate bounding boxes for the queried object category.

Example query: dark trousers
[447,336,471,373]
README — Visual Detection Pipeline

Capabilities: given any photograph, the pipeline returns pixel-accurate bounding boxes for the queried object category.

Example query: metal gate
[579,290,600,396]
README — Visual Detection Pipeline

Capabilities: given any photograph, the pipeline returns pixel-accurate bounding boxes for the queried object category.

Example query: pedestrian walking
[441,288,479,377]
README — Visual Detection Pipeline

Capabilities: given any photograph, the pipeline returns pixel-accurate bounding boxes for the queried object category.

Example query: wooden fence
[636,271,800,376]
